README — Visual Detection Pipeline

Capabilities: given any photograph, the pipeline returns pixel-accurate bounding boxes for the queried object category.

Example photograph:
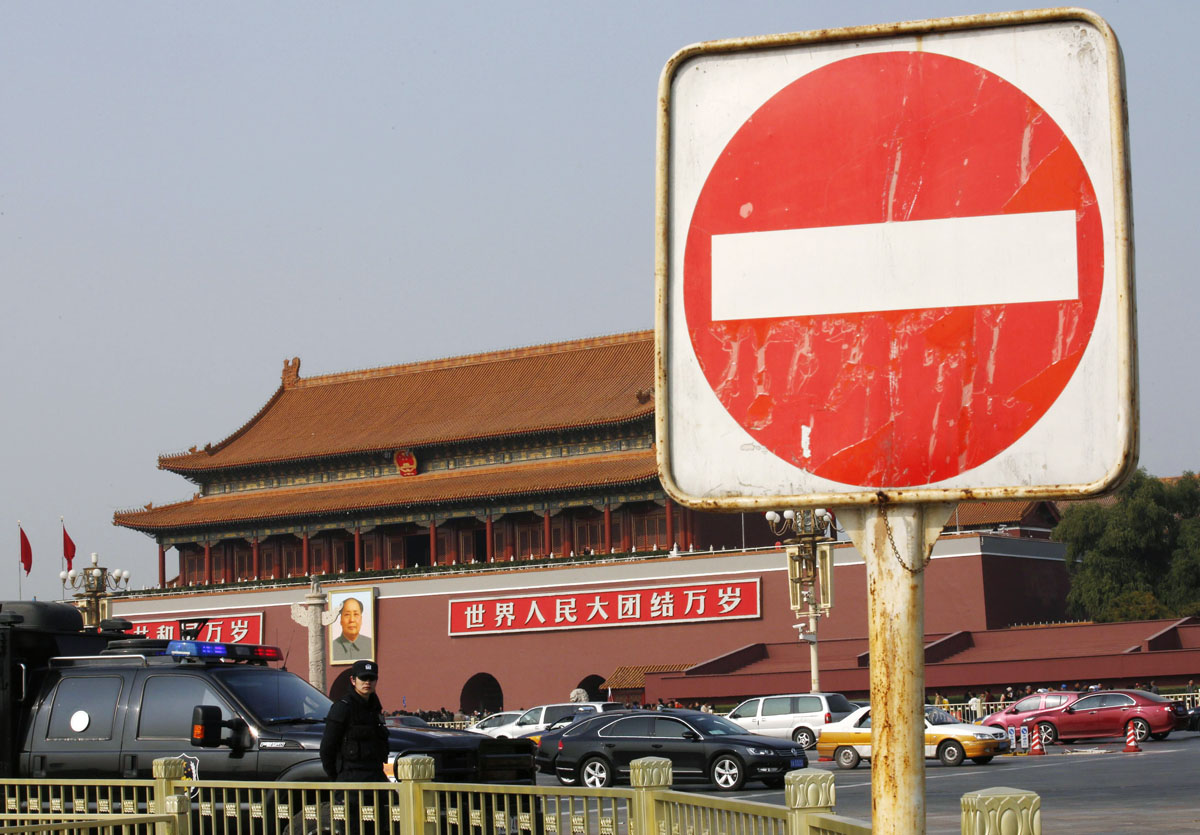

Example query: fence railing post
[393,755,436,835]
[629,757,671,835]
[157,792,191,835]
[960,787,1040,835]
[785,769,836,835]
[152,758,189,813]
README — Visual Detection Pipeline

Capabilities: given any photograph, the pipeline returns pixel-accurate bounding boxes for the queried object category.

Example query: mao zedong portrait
[331,597,374,662]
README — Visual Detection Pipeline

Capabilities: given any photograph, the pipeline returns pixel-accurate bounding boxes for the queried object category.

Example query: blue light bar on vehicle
[165,640,283,661]
[168,640,228,657]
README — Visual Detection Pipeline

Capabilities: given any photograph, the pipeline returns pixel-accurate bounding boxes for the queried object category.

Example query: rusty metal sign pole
[839,502,954,834]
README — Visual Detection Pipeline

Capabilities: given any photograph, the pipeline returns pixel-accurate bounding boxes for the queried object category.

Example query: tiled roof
[944,500,1057,528]
[159,331,654,474]
[116,450,657,532]
[602,664,694,690]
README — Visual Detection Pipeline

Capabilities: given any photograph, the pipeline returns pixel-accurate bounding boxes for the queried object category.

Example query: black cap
[351,659,378,680]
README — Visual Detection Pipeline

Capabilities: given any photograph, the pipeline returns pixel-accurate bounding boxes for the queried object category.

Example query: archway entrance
[328,668,354,701]
[576,674,606,702]
[461,673,504,714]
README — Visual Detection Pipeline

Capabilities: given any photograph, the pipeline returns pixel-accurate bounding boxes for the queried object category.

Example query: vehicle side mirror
[682,730,699,740]
[1064,706,1074,714]
[1006,707,1016,714]
[191,705,223,748]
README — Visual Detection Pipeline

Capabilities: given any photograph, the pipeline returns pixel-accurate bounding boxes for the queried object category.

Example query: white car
[466,711,523,737]
[487,702,622,738]
[726,692,857,749]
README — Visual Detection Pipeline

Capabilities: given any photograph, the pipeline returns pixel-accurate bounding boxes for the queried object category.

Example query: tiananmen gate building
[110,331,1200,711]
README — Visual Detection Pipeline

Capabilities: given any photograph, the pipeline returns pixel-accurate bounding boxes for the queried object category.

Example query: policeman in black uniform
[320,659,389,782]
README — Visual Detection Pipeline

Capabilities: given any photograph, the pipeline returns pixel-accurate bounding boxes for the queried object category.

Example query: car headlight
[746,747,775,756]
[973,733,995,740]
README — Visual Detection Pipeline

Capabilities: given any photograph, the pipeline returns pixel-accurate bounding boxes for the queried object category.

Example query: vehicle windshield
[687,714,747,736]
[212,668,331,724]
[924,706,958,725]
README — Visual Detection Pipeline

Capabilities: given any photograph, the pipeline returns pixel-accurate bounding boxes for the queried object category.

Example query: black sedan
[553,709,807,790]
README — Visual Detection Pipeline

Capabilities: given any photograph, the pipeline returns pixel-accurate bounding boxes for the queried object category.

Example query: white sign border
[655,8,1137,509]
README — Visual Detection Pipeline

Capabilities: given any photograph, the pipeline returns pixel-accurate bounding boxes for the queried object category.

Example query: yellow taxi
[815,705,1008,768]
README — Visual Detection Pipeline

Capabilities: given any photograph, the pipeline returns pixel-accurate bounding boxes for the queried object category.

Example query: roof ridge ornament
[282,357,301,388]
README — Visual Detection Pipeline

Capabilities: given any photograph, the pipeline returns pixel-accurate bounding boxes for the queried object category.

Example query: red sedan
[1019,690,1186,744]
[981,691,1085,735]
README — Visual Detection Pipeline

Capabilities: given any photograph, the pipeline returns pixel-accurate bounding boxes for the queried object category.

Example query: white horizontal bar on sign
[709,210,1079,321]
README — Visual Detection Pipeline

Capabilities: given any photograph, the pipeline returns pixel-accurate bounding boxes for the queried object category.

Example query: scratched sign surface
[658,12,1135,506]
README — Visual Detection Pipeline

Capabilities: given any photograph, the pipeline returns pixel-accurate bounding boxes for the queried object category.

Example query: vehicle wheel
[580,757,613,788]
[970,756,994,765]
[1036,722,1058,745]
[710,754,746,791]
[761,776,785,789]
[834,746,861,770]
[938,740,965,767]
[1129,718,1151,743]
[1150,731,1170,741]
[791,727,816,749]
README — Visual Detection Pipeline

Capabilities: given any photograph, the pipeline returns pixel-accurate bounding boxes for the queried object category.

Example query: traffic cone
[1123,722,1142,753]
[1028,725,1045,756]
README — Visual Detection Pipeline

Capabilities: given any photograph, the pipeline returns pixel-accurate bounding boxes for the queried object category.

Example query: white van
[488,702,623,738]
[727,692,857,749]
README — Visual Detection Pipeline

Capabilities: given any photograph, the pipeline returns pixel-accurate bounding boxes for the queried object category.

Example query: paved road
[538,731,1200,833]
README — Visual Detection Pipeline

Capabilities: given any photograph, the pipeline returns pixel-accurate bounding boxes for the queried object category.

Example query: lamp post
[60,552,131,628]
[765,509,834,691]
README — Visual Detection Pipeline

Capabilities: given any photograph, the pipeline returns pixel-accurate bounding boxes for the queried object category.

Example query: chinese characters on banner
[126,613,263,644]
[448,579,759,636]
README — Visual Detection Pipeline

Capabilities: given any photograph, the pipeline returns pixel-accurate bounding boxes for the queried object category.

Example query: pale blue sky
[2,1,1192,600]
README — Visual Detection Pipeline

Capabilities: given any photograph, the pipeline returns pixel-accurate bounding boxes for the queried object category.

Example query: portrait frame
[328,587,376,665]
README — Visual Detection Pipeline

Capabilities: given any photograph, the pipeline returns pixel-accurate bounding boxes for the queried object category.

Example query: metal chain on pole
[881,501,932,574]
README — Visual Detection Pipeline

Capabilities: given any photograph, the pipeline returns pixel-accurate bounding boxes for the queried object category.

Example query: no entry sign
[656,10,1135,507]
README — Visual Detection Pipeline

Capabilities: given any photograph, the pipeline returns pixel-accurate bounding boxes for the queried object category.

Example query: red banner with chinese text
[126,613,263,644]
[448,579,759,636]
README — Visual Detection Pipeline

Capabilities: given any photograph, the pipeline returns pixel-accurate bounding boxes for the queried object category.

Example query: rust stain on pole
[842,503,953,834]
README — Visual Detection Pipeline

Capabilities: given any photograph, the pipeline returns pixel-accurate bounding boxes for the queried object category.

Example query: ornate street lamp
[60,552,131,628]
[765,508,835,691]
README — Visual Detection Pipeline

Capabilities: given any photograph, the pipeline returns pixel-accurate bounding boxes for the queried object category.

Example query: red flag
[19,526,32,576]
[63,523,76,572]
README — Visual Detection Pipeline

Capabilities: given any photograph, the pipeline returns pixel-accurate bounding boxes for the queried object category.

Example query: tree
[1054,469,1200,622]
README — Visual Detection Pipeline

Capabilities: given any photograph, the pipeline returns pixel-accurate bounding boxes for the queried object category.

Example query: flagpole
[17,520,23,601]
[60,516,66,601]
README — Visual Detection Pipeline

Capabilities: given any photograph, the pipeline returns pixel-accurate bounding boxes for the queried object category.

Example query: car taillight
[557,740,564,751]
[825,712,831,723]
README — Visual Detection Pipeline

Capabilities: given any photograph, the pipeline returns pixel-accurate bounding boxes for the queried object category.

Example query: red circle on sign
[683,51,1102,488]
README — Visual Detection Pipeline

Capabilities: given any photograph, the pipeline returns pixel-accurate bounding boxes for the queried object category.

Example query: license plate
[996,741,1010,752]
[790,758,806,768]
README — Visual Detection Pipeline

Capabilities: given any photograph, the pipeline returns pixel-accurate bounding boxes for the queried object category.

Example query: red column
[302,533,310,576]
[204,542,213,585]
[563,510,574,556]
[505,520,515,560]
[354,529,362,571]
[225,544,234,583]
[252,538,260,579]
[622,511,632,552]
[429,521,438,565]
[665,498,675,549]
[485,516,495,563]
[603,505,613,554]
[157,544,166,588]
[543,513,552,556]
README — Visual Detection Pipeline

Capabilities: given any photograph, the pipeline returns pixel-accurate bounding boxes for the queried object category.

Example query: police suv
[0,600,533,783]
